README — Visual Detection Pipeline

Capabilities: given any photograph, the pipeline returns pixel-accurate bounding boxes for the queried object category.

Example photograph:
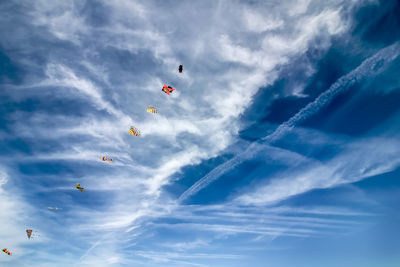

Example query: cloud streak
[236,136,400,205]
[179,41,400,202]
[1,0,395,266]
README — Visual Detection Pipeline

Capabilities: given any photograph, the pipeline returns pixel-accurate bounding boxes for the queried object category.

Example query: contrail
[75,235,109,266]
[179,41,400,202]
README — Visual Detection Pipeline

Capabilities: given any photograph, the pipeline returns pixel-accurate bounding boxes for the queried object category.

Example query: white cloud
[44,64,126,118]
[179,41,400,202]
[0,168,36,264]
[287,0,312,16]
[236,136,400,206]
[243,9,284,33]
[30,1,88,44]
[0,0,381,265]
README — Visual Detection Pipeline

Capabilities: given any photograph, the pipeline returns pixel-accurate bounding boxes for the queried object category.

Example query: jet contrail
[179,41,400,202]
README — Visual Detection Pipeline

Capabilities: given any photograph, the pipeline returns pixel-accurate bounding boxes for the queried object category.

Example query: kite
[146,106,158,114]
[47,207,62,210]
[101,156,114,162]
[162,84,176,95]
[2,248,11,256]
[129,126,141,136]
[26,229,32,239]
[179,65,183,73]
[75,183,85,192]
[26,229,40,239]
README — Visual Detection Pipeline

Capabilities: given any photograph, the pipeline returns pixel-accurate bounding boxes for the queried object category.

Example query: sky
[0,0,400,266]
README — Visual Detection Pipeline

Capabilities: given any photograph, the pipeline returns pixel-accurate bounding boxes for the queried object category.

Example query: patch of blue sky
[1,0,400,266]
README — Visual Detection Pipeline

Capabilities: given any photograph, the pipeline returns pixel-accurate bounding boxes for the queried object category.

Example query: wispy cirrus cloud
[0,0,389,266]
[179,41,400,202]
[235,136,400,205]
[0,168,38,263]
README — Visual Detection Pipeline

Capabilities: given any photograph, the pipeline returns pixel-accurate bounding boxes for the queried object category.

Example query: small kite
[162,84,176,95]
[146,106,158,114]
[26,229,32,239]
[179,65,183,73]
[47,207,62,210]
[101,156,114,162]
[129,126,141,136]
[2,248,11,256]
[75,183,85,192]
[26,229,40,239]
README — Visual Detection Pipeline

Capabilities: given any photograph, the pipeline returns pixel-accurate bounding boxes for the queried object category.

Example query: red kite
[2,248,12,256]
[101,156,113,162]
[162,84,176,95]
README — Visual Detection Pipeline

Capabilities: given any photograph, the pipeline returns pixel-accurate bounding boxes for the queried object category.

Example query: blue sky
[0,0,400,266]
